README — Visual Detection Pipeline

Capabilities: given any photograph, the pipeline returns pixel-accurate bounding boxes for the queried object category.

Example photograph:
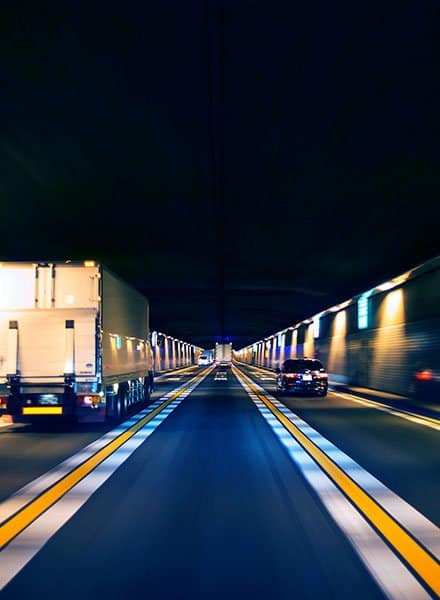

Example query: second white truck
[214,342,233,367]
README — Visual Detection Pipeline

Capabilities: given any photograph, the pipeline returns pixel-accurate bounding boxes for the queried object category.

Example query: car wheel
[277,379,287,396]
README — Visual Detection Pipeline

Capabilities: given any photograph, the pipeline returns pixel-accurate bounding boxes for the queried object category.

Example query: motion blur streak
[233,367,440,599]
[0,368,211,553]
[0,368,212,591]
[0,370,203,525]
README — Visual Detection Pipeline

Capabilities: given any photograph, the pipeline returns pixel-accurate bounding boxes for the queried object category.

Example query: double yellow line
[0,368,209,550]
[234,368,440,597]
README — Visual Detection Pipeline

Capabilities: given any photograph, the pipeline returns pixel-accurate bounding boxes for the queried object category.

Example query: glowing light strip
[233,367,440,599]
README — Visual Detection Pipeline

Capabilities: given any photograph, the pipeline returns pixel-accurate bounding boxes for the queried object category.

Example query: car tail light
[318,373,328,379]
[285,373,301,379]
[415,370,433,381]
[0,397,8,409]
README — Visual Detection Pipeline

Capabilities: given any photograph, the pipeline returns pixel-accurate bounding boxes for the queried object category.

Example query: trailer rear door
[0,309,97,381]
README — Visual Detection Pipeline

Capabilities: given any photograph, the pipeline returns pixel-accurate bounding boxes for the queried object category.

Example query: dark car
[276,358,328,396]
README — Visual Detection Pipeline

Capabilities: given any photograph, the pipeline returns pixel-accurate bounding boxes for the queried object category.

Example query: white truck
[214,342,233,367]
[0,261,154,423]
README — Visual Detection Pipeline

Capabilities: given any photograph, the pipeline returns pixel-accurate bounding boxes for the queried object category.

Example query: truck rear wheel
[107,393,121,424]
[143,374,153,405]
[120,389,129,418]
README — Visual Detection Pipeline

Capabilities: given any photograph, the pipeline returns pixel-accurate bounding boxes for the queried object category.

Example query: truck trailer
[214,342,233,367]
[0,261,154,422]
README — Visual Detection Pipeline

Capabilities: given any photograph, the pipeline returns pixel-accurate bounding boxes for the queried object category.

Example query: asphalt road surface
[1,365,439,599]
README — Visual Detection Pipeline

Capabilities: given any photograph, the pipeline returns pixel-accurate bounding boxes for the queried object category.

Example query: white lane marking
[243,375,440,558]
[333,391,440,432]
[234,370,434,600]
[154,365,202,381]
[268,399,440,559]
[0,371,209,591]
[214,373,228,380]
[245,363,440,431]
[0,374,205,525]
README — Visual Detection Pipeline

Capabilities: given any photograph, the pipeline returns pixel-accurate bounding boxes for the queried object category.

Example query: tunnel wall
[235,256,440,396]
[151,333,202,372]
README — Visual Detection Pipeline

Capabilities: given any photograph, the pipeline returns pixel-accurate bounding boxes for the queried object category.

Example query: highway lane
[242,363,440,420]
[1,365,439,598]
[0,367,200,503]
[239,364,440,527]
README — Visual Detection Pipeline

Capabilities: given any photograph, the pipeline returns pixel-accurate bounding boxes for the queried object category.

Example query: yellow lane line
[234,367,440,597]
[240,363,440,431]
[0,368,210,550]
[334,392,440,432]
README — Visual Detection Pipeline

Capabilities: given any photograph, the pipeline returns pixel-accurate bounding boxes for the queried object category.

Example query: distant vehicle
[276,358,328,396]
[0,261,154,423]
[214,342,233,368]
[198,350,213,366]
[412,367,440,402]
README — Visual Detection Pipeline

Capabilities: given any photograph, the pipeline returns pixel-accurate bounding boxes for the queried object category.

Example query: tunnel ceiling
[1,2,439,348]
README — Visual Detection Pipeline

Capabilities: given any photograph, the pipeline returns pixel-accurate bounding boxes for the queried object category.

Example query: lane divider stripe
[234,367,440,598]
[0,392,201,590]
[0,367,211,550]
[243,363,440,429]
[247,396,428,599]
[0,400,170,523]
[333,391,440,431]
[255,393,440,558]
[0,396,177,523]
[244,364,440,557]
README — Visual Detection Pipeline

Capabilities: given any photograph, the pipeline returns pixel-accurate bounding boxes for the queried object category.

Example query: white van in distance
[198,351,213,366]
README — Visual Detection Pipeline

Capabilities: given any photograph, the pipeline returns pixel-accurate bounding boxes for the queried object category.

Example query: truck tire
[107,393,121,424]
[143,374,153,405]
[120,389,129,418]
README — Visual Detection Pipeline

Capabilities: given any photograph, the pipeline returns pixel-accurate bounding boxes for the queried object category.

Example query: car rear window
[283,359,324,372]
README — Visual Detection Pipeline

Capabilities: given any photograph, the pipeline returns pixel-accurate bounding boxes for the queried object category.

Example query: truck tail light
[78,395,101,407]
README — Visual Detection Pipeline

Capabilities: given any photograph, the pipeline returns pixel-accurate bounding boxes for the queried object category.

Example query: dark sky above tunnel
[1,1,439,348]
